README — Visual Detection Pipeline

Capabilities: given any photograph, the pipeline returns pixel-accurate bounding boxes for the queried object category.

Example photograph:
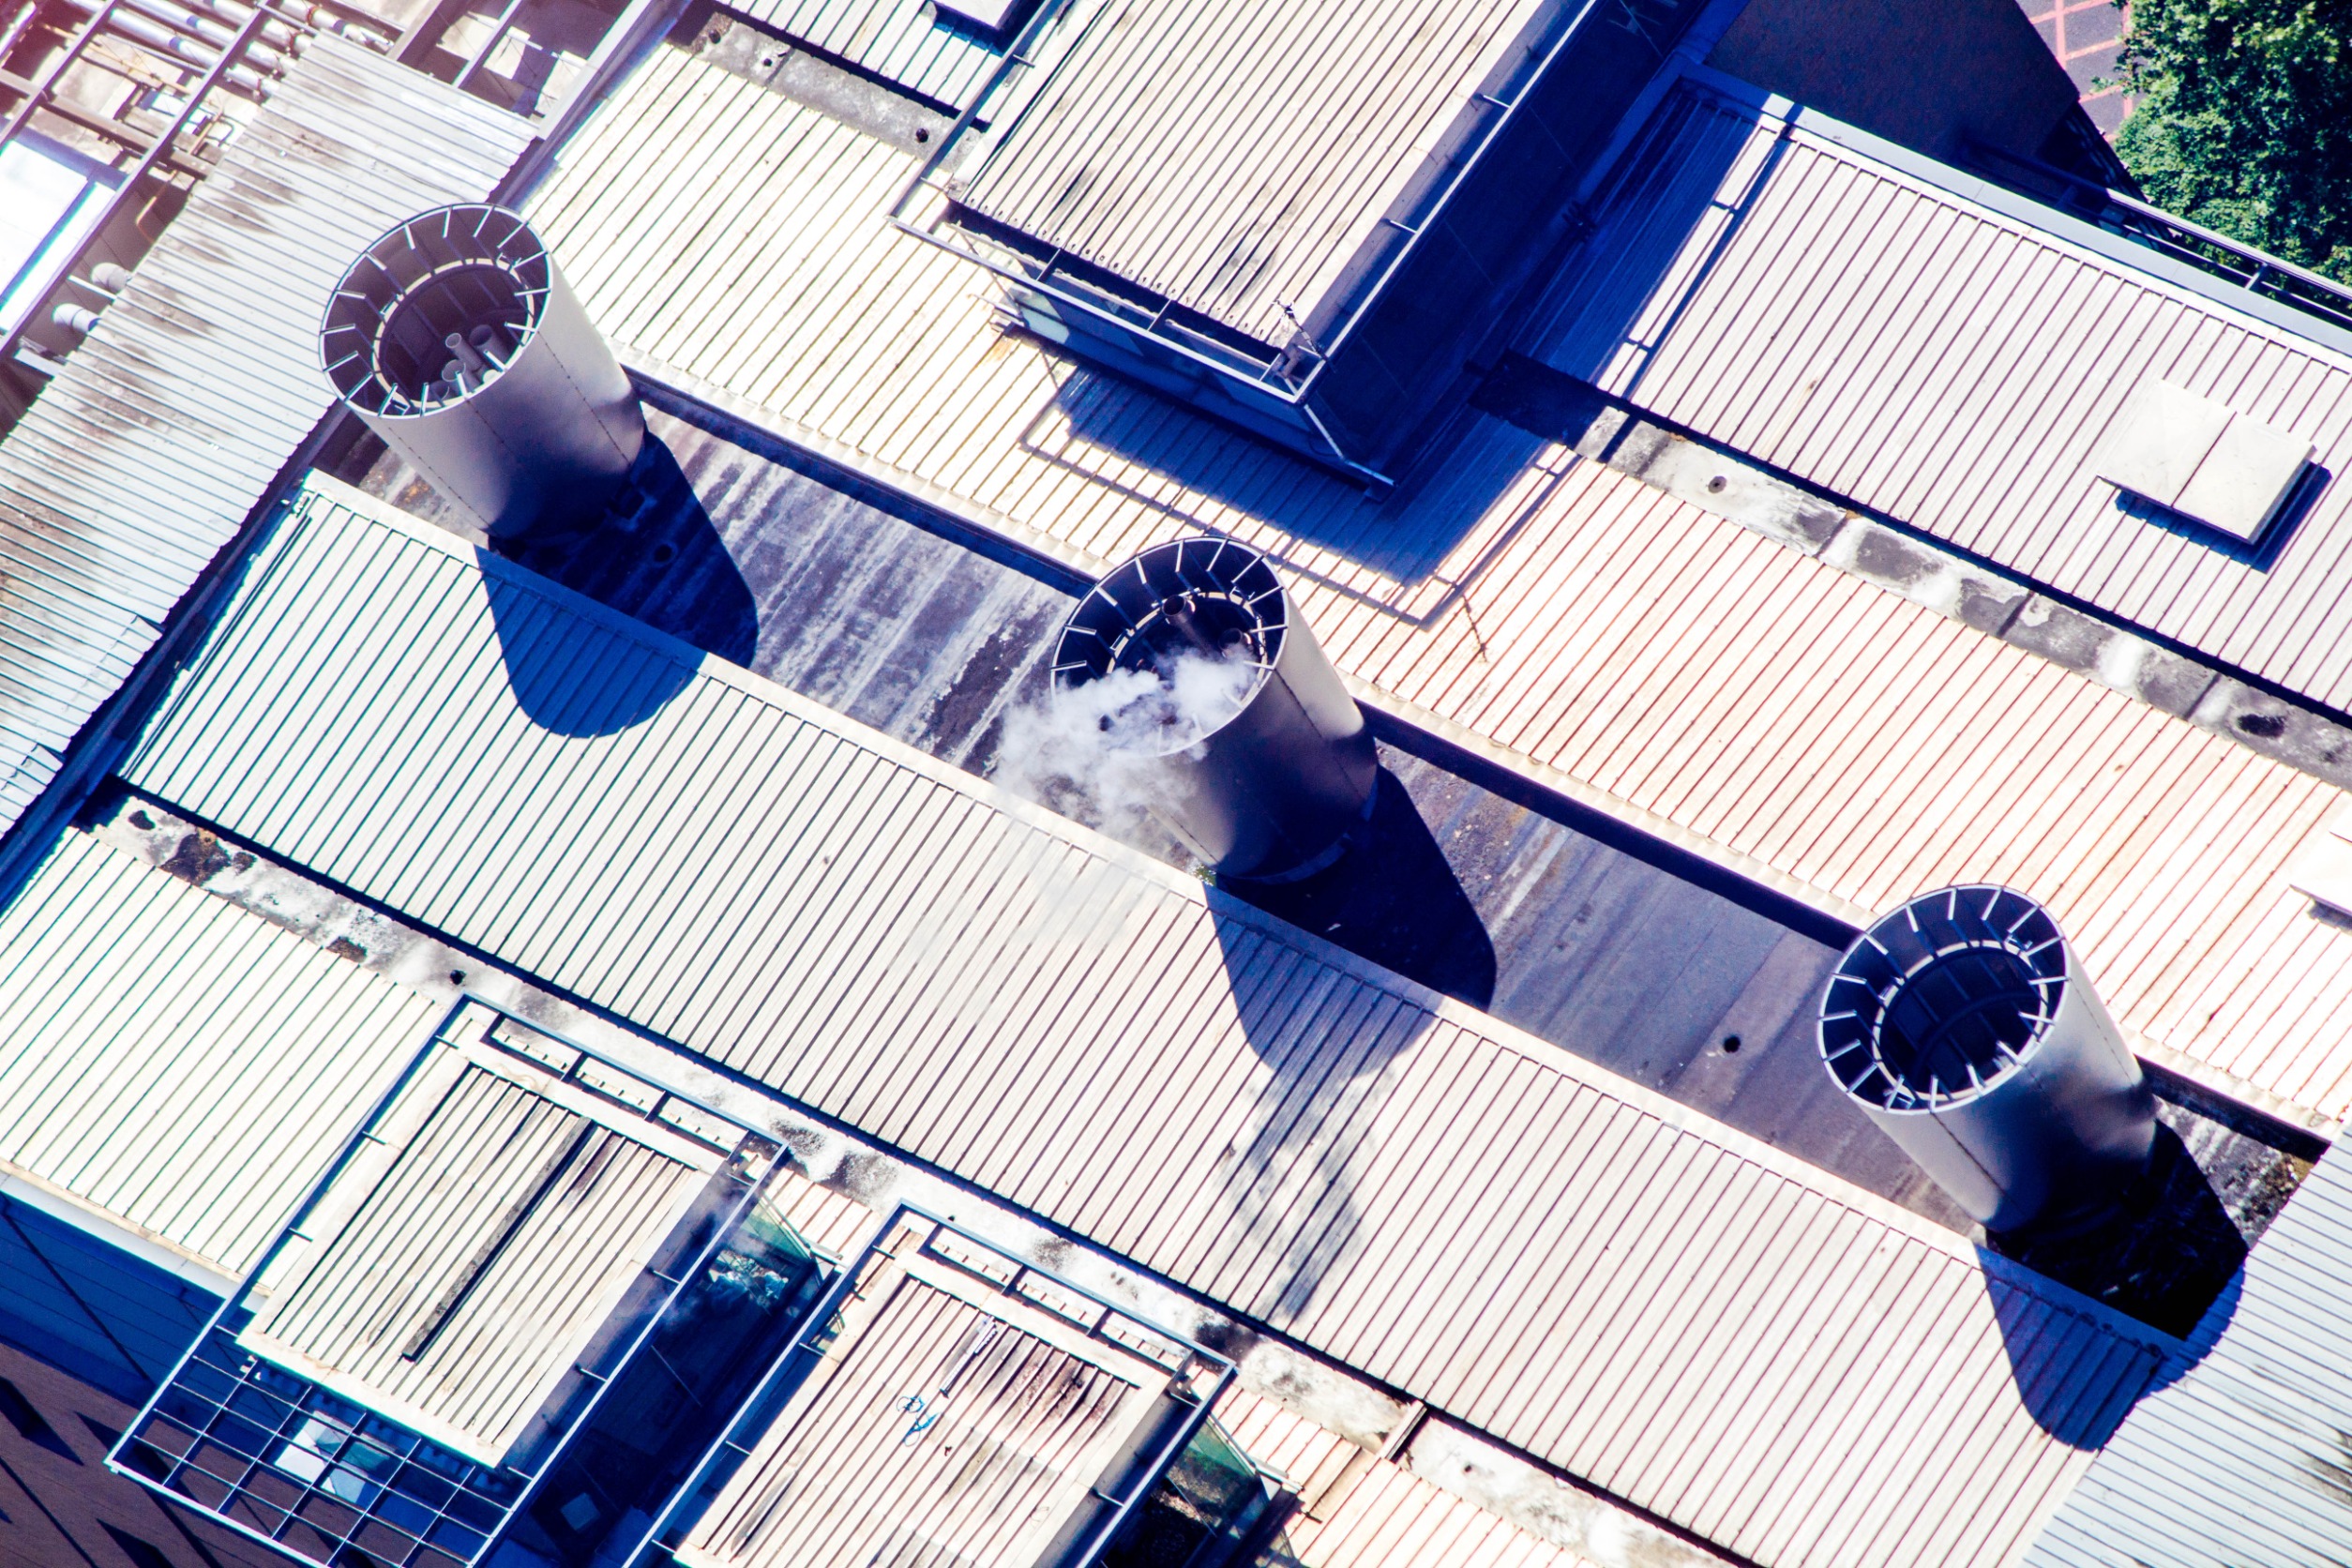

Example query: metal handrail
[0,0,272,371]
[1967,140,2352,335]
[100,995,795,1568]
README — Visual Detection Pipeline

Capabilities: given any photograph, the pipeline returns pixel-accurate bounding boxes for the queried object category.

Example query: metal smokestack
[320,204,643,538]
[1052,536,1376,880]
[1818,885,2156,1233]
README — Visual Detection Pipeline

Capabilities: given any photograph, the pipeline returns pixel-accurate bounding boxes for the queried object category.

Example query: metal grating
[117,1337,523,1568]
[106,998,795,1568]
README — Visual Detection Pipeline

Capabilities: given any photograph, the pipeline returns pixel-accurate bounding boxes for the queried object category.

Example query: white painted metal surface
[2092,379,2319,545]
[122,478,2176,1568]
[524,50,2352,1123]
[2024,1137,2352,1568]
[955,0,1554,341]
[0,37,529,839]
[1535,80,2352,710]
[243,1032,721,1462]
[0,831,434,1275]
[2091,383,2234,521]
[2286,814,2352,915]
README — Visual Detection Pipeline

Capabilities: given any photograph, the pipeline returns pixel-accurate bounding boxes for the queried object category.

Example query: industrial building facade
[0,0,2348,1565]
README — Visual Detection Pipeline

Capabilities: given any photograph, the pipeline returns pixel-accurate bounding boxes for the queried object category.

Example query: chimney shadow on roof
[477,543,705,738]
[1979,1241,2232,1450]
[1976,1256,2173,1451]
[1224,765,1498,1011]
[495,433,761,671]
[1978,1115,2274,1445]
[1199,769,1492,1327]
[1205,897,1440,1328]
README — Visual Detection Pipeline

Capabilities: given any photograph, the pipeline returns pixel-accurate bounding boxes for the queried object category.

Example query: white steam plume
[995,648,1259,856]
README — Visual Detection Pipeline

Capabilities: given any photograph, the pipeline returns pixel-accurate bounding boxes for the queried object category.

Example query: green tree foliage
[2116,0,2352,282]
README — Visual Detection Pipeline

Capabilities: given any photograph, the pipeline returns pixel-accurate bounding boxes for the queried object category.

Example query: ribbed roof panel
[119,479,2174,1568]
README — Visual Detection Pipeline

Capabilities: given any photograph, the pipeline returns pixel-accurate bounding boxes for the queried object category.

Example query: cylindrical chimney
[1818,884,2157,1233]
[1051,536,1376,880]
[319,204,643,539]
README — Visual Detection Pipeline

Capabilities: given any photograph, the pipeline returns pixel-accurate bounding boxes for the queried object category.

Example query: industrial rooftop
[3,0,2352,1566]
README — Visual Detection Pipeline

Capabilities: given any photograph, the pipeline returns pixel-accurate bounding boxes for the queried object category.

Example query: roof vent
[2091,379,2313,542]
[320,204,644,539]
[1819,885,2155,1232]
[1050,537,1376,880]
[2289,812,2352,915]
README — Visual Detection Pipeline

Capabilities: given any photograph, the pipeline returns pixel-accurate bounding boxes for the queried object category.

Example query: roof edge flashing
[1670,60,2352,365]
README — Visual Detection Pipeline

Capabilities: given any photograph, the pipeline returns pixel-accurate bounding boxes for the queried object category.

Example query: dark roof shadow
[1983,1118,2279,1445]
[1226,766,1497,1009]
[475,551,701,737]
[496,432,760,668]
[1038,362,1549,589]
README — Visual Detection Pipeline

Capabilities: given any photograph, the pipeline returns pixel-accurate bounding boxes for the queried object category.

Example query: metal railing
[0,0,395,377]
[1968,141,2352,338]
[102,997,794,1568]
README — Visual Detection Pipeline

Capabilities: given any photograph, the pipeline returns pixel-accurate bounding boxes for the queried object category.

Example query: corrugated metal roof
[751,0,1003,108]
[1219,1388,1603,1568]
[2024,1138,2352,1568]
[120,477,2176,1568]
[0,37,530,841]
[680,1212,1172,1568]
[1534,76,2352,716]
[244,1029,725,1462]
[684,1169,1620,1568]
[0,829,434,1276]
[524,52,2352,1123]
[954,0,1555,342]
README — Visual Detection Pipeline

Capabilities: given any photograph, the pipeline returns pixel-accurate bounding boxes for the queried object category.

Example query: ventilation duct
[1051,536,1376,879]
[1818,885,2156,1233]
[320,204,643,538]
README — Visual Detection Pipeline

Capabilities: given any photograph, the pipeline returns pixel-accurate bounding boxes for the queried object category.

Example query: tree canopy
[2116,0,2352,283]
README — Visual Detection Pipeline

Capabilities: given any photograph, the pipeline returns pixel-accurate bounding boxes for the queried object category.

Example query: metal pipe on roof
[319,204,645,539]
[50,0,280,93]
[83,0,301,60]
[1818,885,2156,1233]
[179,0,304,51]
[1050,535,1376,881]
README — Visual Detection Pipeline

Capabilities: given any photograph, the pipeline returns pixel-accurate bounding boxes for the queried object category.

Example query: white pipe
[52,0,279,93]
[113,0,294,71]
